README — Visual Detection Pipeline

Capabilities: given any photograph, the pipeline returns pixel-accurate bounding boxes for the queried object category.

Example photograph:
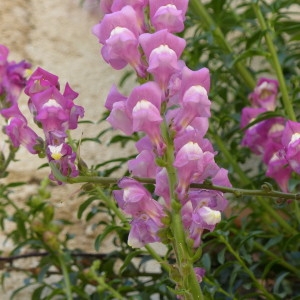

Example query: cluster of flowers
[0,44,84,183]
[241,77,300,192]
[93,0,230,257]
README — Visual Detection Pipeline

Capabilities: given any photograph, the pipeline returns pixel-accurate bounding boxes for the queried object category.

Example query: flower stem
[66,175,300,203]
[252,2,296,121]
[57,253,73,300]
[253,241,300,277]
[219,235,275,300]
[162,121,204,299]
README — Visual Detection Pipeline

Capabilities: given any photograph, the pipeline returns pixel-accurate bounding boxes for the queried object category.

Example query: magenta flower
[5,117,40,154]
[113,178,166,248]
[173,131,219,197]
[132,100,163,148]
[106,100,133,135]
[139,29,186,90]
[0,44,30,107]
[154,167,171,208]
[182,189,228,247]
[104,84,127,111]
[26,68,84,137]
[282,120,300,174]
[194,267,206,283]
[92,6,145,76]
[128,216,161,248]
[266,148,292,192]
[111,0,148,26]
[128,149,157,178]
[127,82,165,151]
[24,67,59,96]
[149,0,188,33]
[249,77,279,111]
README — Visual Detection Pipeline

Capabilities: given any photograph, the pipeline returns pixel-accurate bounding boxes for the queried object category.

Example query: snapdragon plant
[1,0,300,299]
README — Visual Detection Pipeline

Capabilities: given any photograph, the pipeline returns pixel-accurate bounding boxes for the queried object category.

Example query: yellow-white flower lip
[269,123,284,134]
[110,26,128,37]
[256,81,276,98]
[152,44,175,56]
[48,144,63,160]
[43,99,62,109]
[201,207,221,225]
[185,85,207,98]
[290,133,300,145]
[182,141,203,158]
[162,4,177,9]
[133,99,152,112]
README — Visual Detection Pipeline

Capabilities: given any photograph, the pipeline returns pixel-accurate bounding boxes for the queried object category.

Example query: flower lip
[42,99,63,109]
[48,144,64,160]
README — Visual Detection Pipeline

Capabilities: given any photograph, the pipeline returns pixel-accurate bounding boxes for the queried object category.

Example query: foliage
[1,0,300,299]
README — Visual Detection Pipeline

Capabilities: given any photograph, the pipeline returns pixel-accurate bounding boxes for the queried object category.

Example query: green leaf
[273,272,290,294]
[217,248,226,265]
[119,250,144,274]
[77,196,99,219]
[240,111,284,131]
[233,49,271,66]
[6,182,26,188]
[32,286,45,300]
[94,225,120,251]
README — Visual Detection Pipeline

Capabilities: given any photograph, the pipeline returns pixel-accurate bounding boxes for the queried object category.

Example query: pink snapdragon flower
[23,67,84,183]
[0,44,31,109]
[99,0,229,255]
[240,76,300,190]
[282,121,300,174]
[113,178,166,248]
[92,5,145,76]
[139,29,186,90]
[149,0,188,33]
[5,117,41,154]
[249,77,279,111]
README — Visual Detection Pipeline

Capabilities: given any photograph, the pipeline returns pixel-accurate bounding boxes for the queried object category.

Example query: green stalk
[67,175,300,202]
[219,236,275,300]
[252,2,296,121]
[253,241,300,277]
[57,253,73,300]
[189,0,256,89]
[162,122,204,299]
[0,145,18,176]
[95,186,129,226]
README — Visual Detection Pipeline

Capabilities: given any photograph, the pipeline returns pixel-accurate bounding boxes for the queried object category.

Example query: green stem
[162,122,204,299]
[189,0,256,89]
[253,241,300,277]
[66,175,300,202]
[252,2,296,121]
[219,236,275,300]
[144,244,170,273]
[57,253,73,300]
[0,145,18,176]
[97,277,124,299]
[95,186,129,225]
